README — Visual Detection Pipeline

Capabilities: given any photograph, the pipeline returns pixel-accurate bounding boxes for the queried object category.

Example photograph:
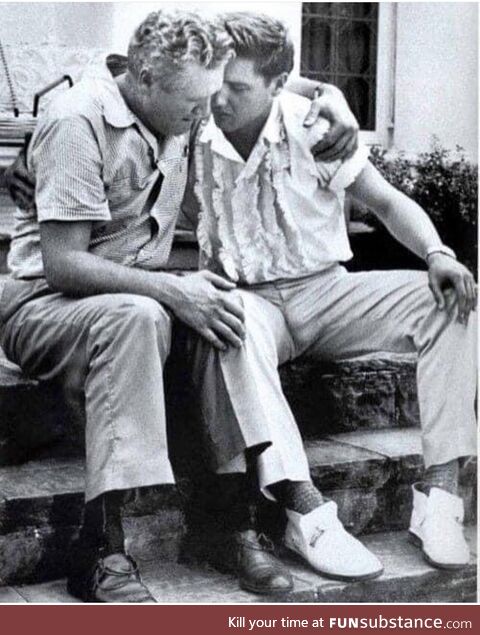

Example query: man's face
[212,57,278,133]
[140,60,226,136]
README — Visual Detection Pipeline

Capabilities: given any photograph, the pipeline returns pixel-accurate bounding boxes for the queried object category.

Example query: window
[301,3,378,130]
[301,2,395,144]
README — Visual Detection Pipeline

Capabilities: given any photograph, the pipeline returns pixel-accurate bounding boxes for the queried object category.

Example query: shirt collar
[82,58,187,165]
[199,116,244,163]
[82,58,135,129]
[198,97,284,164]
[261,97,283,144]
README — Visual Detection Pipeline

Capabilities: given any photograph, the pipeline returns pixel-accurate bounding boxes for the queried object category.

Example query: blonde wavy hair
[128,10,233,91]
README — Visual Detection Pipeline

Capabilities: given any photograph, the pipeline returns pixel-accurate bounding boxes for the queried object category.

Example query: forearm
[375,190,443,260]
[45,249,182,310]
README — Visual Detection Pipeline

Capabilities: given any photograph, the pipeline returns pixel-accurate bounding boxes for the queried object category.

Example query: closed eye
[228,83,251,93]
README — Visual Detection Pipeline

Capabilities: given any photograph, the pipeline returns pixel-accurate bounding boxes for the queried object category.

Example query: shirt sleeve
[315,141,370,193]
[29,115,111,223]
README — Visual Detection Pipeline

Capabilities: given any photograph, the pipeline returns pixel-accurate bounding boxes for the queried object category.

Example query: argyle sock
[422,459,460,496]
[268,480,324,514]
[79,490,126,555]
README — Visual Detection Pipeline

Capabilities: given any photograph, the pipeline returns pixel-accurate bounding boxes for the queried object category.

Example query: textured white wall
[0,2,116,47]
[0,3,114,114]
[394,2,478,160]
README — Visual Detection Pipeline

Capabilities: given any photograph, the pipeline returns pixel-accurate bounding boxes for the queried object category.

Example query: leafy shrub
[353,141,477,273]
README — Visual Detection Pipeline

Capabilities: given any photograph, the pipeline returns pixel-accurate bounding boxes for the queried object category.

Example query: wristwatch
[425,245,457,261]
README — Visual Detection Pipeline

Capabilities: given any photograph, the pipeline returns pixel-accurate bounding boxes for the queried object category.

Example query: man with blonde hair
[1,9,361,602]
[0,10,239,603]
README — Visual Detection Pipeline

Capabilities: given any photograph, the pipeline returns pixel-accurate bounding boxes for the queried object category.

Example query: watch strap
[425,245,457,261]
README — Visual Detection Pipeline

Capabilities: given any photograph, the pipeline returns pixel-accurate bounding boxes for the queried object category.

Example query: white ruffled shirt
[190,91,369,284]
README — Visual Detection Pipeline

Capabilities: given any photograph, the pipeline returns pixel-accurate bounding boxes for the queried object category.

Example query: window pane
[301,2,378,130]
[301,20,332,74]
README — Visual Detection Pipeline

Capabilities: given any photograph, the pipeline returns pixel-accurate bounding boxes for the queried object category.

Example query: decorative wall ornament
[0,44,108,116]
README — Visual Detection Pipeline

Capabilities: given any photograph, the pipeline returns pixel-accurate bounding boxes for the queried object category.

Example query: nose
[192,98,211,120]
[213,87,228,109]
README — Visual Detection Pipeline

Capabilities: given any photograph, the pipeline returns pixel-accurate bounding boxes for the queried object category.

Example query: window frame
[359,2,396,147]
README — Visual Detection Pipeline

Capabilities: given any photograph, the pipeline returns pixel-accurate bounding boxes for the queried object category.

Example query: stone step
[1,527,476,603]
[0,348,419,466]
[280,354,419,436]
[0,428,476,585]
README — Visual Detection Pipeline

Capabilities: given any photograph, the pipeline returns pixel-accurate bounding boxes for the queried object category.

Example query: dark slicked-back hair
[220,12,294,82]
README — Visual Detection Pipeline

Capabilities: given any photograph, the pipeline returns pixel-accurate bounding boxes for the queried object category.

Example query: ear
[270,72,289,97]
[139,68,153,88]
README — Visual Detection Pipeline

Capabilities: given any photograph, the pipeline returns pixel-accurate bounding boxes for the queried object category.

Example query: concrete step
[0,428,476,585]
[1,527,476,603]
[0,349,419,466]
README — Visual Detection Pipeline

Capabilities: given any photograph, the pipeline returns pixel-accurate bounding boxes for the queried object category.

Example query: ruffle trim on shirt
[268,150,308,273]
[194,104,355,285]
[193,142,214,264]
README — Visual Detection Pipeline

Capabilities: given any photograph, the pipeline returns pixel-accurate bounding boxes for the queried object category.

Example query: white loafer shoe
[284,502,383,581]
[409,484,470,569]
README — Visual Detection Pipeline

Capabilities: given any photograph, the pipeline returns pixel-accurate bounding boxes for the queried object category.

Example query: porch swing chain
[0,39,19,117]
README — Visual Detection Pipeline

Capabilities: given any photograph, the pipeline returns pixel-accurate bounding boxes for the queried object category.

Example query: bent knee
[96,294,172,333]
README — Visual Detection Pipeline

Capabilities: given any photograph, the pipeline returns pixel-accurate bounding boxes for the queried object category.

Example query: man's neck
[224,105,273,161]
[116,75,162,140]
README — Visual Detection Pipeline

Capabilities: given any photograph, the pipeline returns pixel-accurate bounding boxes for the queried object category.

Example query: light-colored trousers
[189,265,477,495]
[1,266,476,502]
[0,280,176,502]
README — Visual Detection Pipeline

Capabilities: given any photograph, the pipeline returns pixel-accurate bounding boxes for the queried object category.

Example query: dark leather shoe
[67,552,156,603]
[231,529,293,595]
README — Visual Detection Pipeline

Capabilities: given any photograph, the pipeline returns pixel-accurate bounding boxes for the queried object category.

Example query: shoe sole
[208,559,294,596]
[240,580,294,596]
[67,578,156,603]
[285,544,384,582]
[66,579,101,604]
[407,531,469,570]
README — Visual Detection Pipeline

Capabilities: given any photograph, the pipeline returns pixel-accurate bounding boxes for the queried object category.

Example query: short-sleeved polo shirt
[8,61,189,279]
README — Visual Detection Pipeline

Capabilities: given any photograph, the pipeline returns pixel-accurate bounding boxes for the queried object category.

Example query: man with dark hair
[220,11,295,79]
[1,10,361,601]
[180,11,477,591]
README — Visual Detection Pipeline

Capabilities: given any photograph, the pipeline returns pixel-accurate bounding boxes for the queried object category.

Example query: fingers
[312,128,358,163]
[4,156,35,209]
[200,315,244,350]
[453,275,469,324]
[428,277,445,310]
[466,276,477,311]
[312,125,345,156]
[9,187,33,211]
[201,270,236,290]
[221,295,245,322]
[9,176,35,199]
[216,308,245,339]
[340,133,358,161]
[461,274,477,322]
[211,319,244,348]
[201,328,228,351]
[302,100,322,128]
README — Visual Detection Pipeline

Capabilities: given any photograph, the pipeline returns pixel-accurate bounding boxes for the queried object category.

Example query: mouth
[213,111,233,119]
